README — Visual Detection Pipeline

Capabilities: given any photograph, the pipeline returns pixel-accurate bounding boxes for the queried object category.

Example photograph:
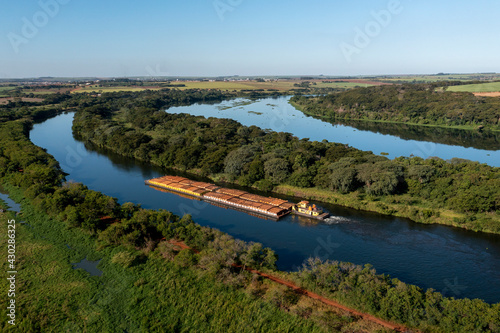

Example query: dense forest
[1,92,500,332]
[291,83,500,130]
[69,90,499,234]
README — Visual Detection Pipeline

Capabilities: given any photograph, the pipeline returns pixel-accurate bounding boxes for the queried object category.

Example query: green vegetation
[70,90,499,234]
[0,86,17,97]
[446,81,500,93]
[73,79,383,95]
[378,73,500,83]
[0,198,326,332]
[319,119,500,151]
[0,106,357,332]
[74,86,163,93]
[1,87,499,332]
[73,81,289,93]
[290,259,500,332]
[292,83,500,131]
[314,81,380,89]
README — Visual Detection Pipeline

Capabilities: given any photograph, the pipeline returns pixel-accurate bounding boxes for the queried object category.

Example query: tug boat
[292,201,330,220]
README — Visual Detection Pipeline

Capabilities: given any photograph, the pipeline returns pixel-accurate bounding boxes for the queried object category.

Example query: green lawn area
[0,86,17,97]
[314,81,379,89]
[446,81,500,93]
[70,80,388,93]
[72,86,163,93]
[174,81,299,91]
[382,74,500,82]
[0,86,16,92]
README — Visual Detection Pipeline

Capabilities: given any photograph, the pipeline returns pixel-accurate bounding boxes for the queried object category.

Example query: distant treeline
[291,83,500,129]
[0,92,499,332]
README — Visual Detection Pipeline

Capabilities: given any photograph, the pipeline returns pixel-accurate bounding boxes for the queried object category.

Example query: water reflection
[72,258,103,277]
[0,188,21,213]
[166,96,500,166]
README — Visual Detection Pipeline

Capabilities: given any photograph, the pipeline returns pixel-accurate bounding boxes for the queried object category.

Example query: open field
[0,86,16,97]
[170,81,263,90]
[313,80,387,89]
[72,86,163,93]
[447,81,500,93]
[473,92,500,97]
[28,87,75,94]
[380,73,500,82]
[71,79,385,93]
[0,97,44,104]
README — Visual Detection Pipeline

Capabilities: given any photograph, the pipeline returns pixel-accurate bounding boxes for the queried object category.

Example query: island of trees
[291,83,500,131]
[67,89,499,235]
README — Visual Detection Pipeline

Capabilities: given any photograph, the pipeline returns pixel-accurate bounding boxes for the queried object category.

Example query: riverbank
[149,165,498,235]
[274,184,470,229]
[167,239,408,333]
[289,100,500,133]
[69,95,499,235]
[0,186,327,332]
[290,84,500,133]
[207,172,496,234]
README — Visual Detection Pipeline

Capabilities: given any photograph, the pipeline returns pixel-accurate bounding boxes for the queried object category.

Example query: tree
[356,161,403,196]
[407,164,435,184]
[264,158,290,184]
[224,145,258,176]
[328,157,358,193]
[174,249,197,267]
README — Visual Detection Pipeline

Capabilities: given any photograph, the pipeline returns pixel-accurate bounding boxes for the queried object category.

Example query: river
[166,96,499,166]
[29,110,500,304]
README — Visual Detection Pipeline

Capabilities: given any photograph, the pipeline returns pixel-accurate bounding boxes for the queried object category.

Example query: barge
[145,176,294,219]
[146,176,329,220]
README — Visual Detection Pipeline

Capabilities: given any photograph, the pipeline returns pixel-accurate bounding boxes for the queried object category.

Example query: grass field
[72,86,163,93]
[72,80,385,94]
[446,81,500,93]
[314,81,379,89]
[383,74,499,82]
[0,86,16,97]
[72,81,292,93]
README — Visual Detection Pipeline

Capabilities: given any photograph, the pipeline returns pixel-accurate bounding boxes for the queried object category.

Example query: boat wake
[323,216,352,224]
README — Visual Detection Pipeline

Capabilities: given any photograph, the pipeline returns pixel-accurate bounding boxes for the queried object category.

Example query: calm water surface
[0,187,21,213]
[30,112,500,303]
[72,258,103,277]
[166,96,500,166]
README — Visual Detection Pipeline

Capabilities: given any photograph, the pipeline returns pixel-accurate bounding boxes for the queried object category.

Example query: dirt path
[168,239,195,251]
[167,239,409,332]
[473,92,500,97]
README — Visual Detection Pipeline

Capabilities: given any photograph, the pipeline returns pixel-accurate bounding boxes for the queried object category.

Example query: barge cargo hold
[145,175,293,219]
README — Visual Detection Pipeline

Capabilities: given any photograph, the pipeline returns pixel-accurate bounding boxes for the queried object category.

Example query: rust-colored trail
[167,240,409,332]
[235,264,405,331]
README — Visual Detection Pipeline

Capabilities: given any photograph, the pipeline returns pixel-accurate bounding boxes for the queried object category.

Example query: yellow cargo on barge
[145,175,294,219]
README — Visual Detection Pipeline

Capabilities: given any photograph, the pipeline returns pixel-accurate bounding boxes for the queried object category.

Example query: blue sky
[1,0,499,78]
